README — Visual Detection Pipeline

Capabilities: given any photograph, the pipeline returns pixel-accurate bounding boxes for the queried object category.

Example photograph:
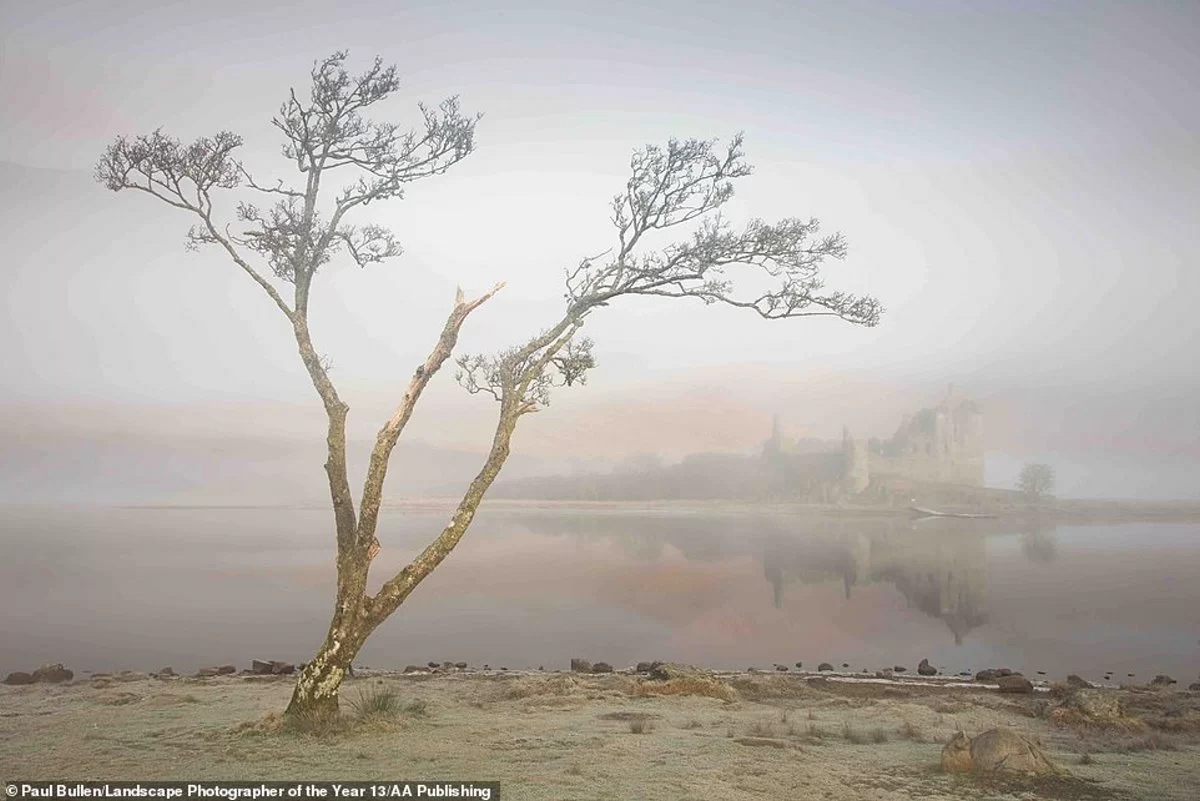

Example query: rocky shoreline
[3,658,1198,800]
[8,656,1199,694]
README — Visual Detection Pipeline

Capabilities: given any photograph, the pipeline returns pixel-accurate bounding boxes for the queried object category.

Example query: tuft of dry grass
[1113,732,1180,753]
[1049,706,1147,732]
[870,727,888,744]
[898,720,925,743]
[143,693,200,708]
[231,712,288,737]
[628,676,738,702]
[842,722,867,744]
[348,686,400,720]
[95,692,141,706]
[629,718,654,734]
[681,719,704,730]
[504,674,581,700]
[281,708,350,738]
[726,675,810,702]
[746,720,775,738]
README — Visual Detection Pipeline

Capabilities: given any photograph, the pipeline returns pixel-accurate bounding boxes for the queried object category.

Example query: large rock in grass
[918,658,937,676]
[647,663,707,681]
[997,675,1034,694]
[1055,688,1125,722]
[32,664,73,683]
[940,732,974,773]
[1066,674,1092,689]
[942,728,1060,776]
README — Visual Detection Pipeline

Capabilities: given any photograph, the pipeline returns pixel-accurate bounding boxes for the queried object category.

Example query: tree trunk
[285,557,374,719]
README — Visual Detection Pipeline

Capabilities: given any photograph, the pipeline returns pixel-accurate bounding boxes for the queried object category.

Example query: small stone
[817,662,833,672]
[251,660,275,675]
[1066,674,1093,689]
[918,659,937,676]
[3,671,35,686]
[893,666,907,673]
[591,662,614,673]
[841,663,849,668]
[402,665,425,673]
[774,664,788,672]
[427,661,440,669]
[794,662,803,669]
[455,662,468,669]
[156,667,176,677]
[216,665,237,675]
[975,669,999,682]
[1188,682,1200,691]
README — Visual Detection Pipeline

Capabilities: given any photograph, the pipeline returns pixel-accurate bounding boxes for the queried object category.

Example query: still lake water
[2,505,1198,684]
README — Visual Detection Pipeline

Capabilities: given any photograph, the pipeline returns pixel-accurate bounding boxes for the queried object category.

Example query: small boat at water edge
[908,505,997,519]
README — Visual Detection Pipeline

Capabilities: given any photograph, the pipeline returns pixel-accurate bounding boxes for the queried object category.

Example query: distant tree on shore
[95,51,882,720]
[1018,463,1056,502]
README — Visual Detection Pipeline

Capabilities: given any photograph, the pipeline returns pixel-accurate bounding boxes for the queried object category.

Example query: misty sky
[2,0,1198,498]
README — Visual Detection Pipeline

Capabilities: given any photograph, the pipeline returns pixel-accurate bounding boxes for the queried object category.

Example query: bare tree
[1018,462,1056,502]
[96,52,882,720]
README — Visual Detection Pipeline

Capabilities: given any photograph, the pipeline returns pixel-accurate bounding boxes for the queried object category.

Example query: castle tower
[763,413,784,460]
[841,426,870,495]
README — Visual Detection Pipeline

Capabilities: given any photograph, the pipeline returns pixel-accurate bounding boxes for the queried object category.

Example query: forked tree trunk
[284,409,519,719]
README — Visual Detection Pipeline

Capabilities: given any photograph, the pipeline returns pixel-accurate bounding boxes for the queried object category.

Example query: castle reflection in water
[516,512,1057,646]
[762,524,991,644]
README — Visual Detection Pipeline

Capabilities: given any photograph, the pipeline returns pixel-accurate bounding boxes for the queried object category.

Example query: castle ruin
[764,385,984,499]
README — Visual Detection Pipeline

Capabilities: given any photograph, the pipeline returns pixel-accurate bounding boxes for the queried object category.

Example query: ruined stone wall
[868,386,984,487]
[765,385,985,496]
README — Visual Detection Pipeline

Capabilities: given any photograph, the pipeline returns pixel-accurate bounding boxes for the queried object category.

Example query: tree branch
[356,283,505,555]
